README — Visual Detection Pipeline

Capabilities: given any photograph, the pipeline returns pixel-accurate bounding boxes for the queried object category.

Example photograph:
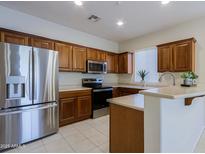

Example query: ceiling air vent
[88,15,101,22]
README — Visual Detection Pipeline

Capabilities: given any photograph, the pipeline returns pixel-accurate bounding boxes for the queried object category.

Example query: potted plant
[181,72,198,86]
[137,69,149,86]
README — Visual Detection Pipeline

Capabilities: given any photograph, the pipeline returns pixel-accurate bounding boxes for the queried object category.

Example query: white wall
[119,16,205,84]
[0,5,119,86]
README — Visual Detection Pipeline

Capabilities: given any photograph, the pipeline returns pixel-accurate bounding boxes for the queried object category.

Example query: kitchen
[1,1,205,153]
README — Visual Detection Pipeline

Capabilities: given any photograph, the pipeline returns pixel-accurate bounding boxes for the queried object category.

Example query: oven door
[92,88,113,110]
[87,60,107,74]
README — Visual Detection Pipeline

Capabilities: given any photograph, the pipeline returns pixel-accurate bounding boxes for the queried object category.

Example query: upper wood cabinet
[114,54,119,73]
[87,48,97,60]
[30,37,54,50]
[97,50,106,61]
[55,42,73,71]
[106,52,118,73]
[106,53,115,73]
[158,45,172,72]
[72,46,87,72]
[157,38,196,72]
[118,52,133,74]
[87,48,106,61]
[172,40,195,72]
[0,31,29,45]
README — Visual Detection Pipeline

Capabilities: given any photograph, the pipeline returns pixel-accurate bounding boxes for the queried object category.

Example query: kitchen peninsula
[108,85,205,153]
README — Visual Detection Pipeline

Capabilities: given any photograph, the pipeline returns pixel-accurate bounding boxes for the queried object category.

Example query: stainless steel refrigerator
[0,42,59,150]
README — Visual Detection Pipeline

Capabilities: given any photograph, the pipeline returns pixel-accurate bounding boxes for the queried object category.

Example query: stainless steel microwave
[87,60,107,74]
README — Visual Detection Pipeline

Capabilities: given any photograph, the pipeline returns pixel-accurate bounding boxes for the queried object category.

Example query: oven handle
[93,88,113,92]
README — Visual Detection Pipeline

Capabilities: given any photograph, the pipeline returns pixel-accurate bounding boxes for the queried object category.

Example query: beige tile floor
[5,115,109,153]
[4,114,205,153]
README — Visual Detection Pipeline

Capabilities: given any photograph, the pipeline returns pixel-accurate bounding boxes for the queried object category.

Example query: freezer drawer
[0,102,58,150]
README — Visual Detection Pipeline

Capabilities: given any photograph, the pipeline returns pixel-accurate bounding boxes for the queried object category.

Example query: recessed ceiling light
[161,0,170,5]
[117,21,124,26]
[74,1,83,6]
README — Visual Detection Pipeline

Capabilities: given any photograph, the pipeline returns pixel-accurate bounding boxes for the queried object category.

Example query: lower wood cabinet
[59,97,76,125]
[77,96,92,120]
[113,87,142,97]
[110,103,144,152]
[59,89,92,126]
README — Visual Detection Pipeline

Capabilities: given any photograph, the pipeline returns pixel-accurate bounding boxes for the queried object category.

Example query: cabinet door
[106,53,115,73]
[112,88,119,98]
[173,41,193,72]
[114,54,119,73]
[73,46,86,72]
[97,50,106,61]
[30,37,54,50]
[157,46,172,72]
[59,97,76,126]
[87,48,97,60]
[0,31,29,45]
[118,53,133,74]
[55,42,73,71]
[118,54,126,73]
[77,95,92,120]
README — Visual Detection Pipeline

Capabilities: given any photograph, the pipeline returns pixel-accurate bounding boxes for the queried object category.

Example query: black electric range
[82,78,113,118]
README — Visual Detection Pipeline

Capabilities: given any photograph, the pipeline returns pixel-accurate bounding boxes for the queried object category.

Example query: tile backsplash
[59,72,119,87]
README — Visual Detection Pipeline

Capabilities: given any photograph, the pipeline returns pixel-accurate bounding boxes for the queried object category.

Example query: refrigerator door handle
[0,102,57,116]
[29,49,33,101]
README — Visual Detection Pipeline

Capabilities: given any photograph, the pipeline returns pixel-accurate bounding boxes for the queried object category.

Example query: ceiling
[1,1,205,42]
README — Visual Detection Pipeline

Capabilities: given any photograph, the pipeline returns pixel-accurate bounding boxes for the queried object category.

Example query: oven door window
[88,63,103,72]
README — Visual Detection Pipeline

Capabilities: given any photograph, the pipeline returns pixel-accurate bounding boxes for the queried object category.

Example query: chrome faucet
[159,72,176,86]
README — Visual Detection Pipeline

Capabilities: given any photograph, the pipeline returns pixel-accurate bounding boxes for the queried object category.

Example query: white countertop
[59,83,156,92]
[107,94,144,111]
[140,84,205,99]
[59,86,92,92]
[103,83,160,90]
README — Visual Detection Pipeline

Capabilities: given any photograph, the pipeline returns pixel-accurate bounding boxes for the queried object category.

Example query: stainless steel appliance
[0,43,58,150]
[82,78,112,118]
[86,60,107,74]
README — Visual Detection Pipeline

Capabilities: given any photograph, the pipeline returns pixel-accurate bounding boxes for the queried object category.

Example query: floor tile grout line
[60,130,79,153]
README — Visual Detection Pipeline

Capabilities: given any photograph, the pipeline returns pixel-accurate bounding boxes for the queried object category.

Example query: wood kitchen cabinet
[97,50,106,61]
[0,31,29,45]
[59,97,76,125]
[114,54,119,73]
[112,87,142,97]
[77,95,92,120]
[172,40,195,72]
[110,103,144,152]
[106,52,116,73]
[59,89,92,126]
[87,48,106,61]
[106,52,118,73]
[72,46,87,72]
[55,42,73,71]
[118,52,133,74]
[87,48,97,60]
[158,45,172,72]
[30,37,54,50]
[157,38,196,72]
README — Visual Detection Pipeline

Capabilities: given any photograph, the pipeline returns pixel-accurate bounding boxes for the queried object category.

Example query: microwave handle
[104,63,107,73]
